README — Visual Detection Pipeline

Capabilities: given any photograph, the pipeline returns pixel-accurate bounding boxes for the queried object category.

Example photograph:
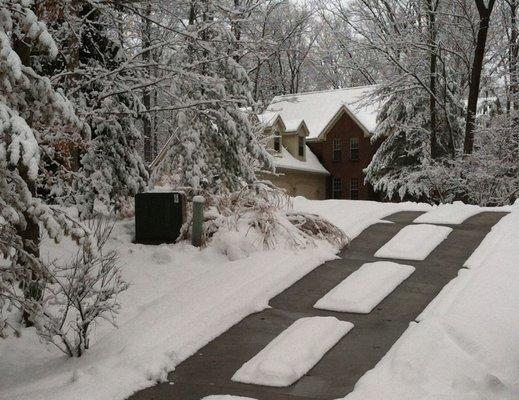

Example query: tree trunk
[142,3,153,163]
[509,0,519,112]
[463,0,496,154]
[232,0,242,61]
[428,0,440,158]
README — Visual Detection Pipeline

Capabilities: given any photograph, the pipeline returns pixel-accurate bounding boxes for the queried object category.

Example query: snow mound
[314,261,415,313]
[232,316,353,387]
[375,224,452,261]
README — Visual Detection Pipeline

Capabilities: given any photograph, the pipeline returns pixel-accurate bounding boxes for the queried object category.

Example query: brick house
[260,85,380,200]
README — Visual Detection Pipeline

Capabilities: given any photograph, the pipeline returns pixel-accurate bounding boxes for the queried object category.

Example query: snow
[260,85,380,140]
[0,199,428,400]
[8,200,514,400]
[413,202,482,224]
[314,261,415,314]
[231,317,353,387]
[0,222,337,400]
[343,203,519,400]
[374,224,453,261]
[292,198,430,240]
[273,145,329,175]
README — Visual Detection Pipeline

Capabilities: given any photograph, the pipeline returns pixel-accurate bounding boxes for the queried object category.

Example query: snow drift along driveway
[344,203,519,400]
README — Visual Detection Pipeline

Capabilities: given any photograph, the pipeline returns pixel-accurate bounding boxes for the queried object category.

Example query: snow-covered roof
[260,85,380,140]
[273,145,329,175]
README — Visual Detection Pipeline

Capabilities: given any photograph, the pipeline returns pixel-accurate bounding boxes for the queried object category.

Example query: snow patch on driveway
[375,224,452,261]
[202,396,257,400]
[293,198,430,240]
[232,317,353,387]
[314,261,415,314]
[413,202,482,224]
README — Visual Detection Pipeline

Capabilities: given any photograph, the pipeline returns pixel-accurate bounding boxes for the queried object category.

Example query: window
[332,178,342,199]
[350,178,359,200]
[332,138,342,162]
[273,135,281,152]
[298,136,305,157]
[350,137,359,161]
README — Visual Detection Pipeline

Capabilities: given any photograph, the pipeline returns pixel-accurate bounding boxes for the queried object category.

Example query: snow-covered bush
[181,182,347,259]
[423,114,519,206]
[29,215,128,357]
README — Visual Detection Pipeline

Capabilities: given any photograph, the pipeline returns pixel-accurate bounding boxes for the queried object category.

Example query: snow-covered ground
[0,198,428,400]
[232,316,353,387]
[344,201,519,400]
[314,261,415,314]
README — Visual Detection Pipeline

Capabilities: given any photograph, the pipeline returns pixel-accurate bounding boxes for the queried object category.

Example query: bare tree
[464,0,496,154]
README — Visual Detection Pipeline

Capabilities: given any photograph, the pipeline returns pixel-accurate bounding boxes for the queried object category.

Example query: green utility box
[135,192,186,244]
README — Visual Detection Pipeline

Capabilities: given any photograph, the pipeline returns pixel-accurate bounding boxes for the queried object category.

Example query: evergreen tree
[365,84,465,201]
[0,0,93,333]
[37,2,148,216]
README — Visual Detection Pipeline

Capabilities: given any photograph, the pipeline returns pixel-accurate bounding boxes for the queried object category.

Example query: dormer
[281,119,309,162]
[262,115,286,154]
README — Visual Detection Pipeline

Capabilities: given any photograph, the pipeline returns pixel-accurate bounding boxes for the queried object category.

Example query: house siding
[308,111,378,201]
[259,169,327,200]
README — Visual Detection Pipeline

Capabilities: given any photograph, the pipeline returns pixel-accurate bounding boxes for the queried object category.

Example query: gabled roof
[260,85,380,140]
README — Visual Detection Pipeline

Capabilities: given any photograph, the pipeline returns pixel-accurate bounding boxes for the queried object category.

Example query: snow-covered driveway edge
[343,203,519,400]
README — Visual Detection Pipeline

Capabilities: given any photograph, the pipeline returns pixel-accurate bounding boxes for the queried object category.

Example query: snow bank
[314,262,415,313]
[374,224,452,261]
[343,205,519,400]
[232,317,353,387]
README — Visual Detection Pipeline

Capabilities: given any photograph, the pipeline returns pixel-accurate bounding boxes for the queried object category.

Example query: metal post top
[193,195,206,204]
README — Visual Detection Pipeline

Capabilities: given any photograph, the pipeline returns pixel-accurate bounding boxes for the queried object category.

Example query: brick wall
[308,111,379,200]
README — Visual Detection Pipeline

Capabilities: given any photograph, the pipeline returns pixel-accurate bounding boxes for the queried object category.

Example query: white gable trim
[307,105,372,143]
